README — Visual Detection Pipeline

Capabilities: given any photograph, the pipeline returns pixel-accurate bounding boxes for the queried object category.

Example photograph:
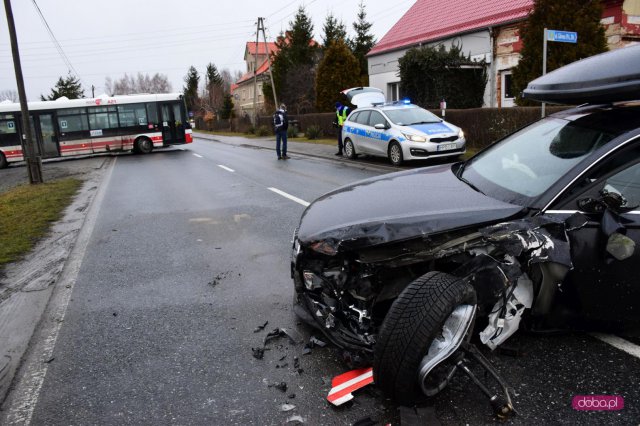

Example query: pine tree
[512,0,607,105]
[322,13,347,50]
[219,94,234,119]
[349,1,376,86]
[206,63,224,87]
[269,6,319,113]
[205,63,224,114]
[41,74,84,100]
[315,39,361,112]
[183,66,200,113]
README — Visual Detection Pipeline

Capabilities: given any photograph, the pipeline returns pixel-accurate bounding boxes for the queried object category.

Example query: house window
[503,73,514,99]
[501,71,515,108]
[388,82,401,102]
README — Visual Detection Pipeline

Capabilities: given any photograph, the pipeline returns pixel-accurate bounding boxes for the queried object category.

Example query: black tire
[344,138,357,159]
[135,137,153,154]
[388,141,403,166]
[0,152,7,169]
[373,271,476,405]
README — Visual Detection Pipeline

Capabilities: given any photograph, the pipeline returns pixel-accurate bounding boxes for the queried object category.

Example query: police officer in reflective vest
[335,102,349,156]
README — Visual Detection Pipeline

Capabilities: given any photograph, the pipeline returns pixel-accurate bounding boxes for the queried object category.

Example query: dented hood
[297,164,524,252]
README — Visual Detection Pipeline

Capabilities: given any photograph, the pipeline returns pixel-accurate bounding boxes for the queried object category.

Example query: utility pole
[252,17,279,126]
[252,20,259,126]
[92,84,95,98]
[4,0,43,184]
[260,18,278,109]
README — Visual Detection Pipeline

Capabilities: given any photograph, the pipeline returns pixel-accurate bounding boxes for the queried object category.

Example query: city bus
[0,93,193,168]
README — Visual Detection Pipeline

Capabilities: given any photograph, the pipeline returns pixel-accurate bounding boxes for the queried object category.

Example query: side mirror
[577,188,633,214]
[374,123,387,130]
[576,197,605,214]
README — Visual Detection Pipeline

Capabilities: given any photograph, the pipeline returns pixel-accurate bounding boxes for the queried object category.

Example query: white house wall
[368,29,495,107]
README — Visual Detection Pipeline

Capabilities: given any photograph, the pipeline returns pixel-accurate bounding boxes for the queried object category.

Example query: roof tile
[369,0,534,55]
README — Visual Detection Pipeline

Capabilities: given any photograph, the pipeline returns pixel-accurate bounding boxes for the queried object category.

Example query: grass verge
[0,178,82,270]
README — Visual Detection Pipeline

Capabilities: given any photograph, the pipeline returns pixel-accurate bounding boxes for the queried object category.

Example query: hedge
[198,106,569,150]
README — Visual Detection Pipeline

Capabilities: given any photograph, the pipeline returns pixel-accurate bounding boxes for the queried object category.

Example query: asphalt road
[1,136,639,425]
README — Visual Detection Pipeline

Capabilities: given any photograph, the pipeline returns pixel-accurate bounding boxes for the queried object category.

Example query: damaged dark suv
[291,45,640,417]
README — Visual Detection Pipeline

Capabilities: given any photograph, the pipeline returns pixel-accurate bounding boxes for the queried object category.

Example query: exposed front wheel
[135,137,153,154]
[388,141,403,166]
[344,139,357,159]
[373,271,477,405]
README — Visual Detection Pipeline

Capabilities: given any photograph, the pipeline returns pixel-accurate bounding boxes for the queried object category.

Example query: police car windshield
[384,107,441,126]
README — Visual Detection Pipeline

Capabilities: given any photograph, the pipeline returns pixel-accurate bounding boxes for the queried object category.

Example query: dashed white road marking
[591,333,640,359]
[268,187,310,207]
[218,165,235,172]
[193,153,203,158]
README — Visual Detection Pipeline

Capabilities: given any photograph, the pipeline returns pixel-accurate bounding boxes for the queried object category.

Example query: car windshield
[461,108,640,205]
[384,107,441,126]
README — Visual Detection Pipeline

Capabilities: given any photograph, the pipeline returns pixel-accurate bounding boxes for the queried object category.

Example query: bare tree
[0,89,18,102]
[105,73,172,95]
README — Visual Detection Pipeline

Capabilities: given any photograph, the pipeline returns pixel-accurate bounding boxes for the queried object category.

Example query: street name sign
[546,30,578,43]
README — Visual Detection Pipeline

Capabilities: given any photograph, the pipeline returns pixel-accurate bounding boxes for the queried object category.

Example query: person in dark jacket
[335,102,349,156]
[273,104,289,160]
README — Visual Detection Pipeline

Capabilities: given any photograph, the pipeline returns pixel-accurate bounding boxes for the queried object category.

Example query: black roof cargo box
[523,44,640,105]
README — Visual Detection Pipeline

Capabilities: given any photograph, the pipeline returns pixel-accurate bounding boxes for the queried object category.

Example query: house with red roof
[231,41,278,118]
[368,0,640,108]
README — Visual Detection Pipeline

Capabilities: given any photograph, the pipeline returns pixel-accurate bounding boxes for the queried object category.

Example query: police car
[341,87,465,166]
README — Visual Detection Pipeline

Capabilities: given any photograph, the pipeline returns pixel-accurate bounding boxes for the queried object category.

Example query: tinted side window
[347,112,360,123]
[88,106,118,130]
[146,103,159,125]
[58,108,89,140]
[0,114,19,147]
[368,111,386,127]
[118,103,148,127]
[605,162,640,208]
[355,110,371,125]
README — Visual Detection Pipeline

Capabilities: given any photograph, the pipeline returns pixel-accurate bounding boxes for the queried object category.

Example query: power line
[0,31,253,61]
[30,0,80,80]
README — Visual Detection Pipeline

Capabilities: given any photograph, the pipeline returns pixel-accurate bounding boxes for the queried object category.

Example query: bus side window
[118,103,147,127]
[0,115,19,147]
[172,103,183,126]
[88,106,118,130]
[146,103,158,126]
[57,108,89,140]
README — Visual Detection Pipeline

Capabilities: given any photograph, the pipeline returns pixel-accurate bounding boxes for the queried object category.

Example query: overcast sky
[0,0,414,101]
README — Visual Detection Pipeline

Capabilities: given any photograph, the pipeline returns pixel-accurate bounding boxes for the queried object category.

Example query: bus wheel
[0,152,7,169]
[135,137,153,154]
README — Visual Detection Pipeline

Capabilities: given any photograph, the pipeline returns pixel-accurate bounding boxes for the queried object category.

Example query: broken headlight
[302,270,324,290]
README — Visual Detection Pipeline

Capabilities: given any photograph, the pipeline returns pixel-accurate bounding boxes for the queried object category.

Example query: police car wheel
[344,139,356,159]
[388,142,403,166]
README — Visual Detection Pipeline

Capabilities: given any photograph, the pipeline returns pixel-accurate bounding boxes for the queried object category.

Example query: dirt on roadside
[0,155,116,194]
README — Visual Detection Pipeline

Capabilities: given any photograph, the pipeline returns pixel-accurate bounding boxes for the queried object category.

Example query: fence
[197,106,569,151]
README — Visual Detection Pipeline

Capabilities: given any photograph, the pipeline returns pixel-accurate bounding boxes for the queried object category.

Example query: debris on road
[285,414,305,424]
[268,381,288,392]
[327,367,374,406]
[253,321,269,333]
[280,403,296,412]
[251,347,265,360]
[309,336,326,347]
[252,327,304,361]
